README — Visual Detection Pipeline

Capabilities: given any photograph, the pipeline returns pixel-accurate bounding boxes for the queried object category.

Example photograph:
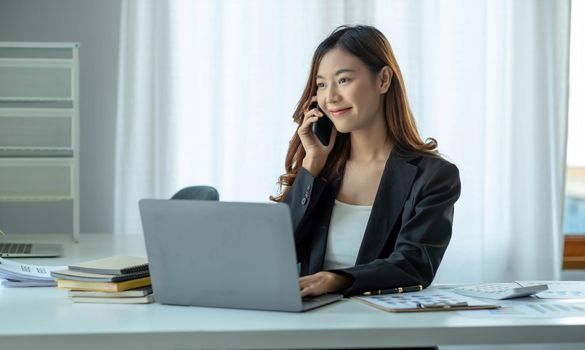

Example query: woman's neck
[349,115,392,163]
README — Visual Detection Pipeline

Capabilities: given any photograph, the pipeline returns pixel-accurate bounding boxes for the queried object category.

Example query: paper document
[0,257,66,287]
[1,280,58,287]
[517,281,585,299]
[459,300,585,318]
[353,288,498,312]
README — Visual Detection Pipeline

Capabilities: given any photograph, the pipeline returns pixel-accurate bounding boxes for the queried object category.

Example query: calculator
[453,282,548,300]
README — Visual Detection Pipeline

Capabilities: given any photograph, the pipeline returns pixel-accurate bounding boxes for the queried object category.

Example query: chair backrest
[171,186,219,201]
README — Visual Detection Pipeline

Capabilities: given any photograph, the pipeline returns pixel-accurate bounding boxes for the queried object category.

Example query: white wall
[0,0,121,233]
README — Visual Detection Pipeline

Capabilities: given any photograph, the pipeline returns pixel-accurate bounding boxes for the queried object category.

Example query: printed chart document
[458,300,585,318]
[352,288,499,312]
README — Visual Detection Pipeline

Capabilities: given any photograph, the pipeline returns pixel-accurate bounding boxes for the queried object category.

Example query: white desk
[2,234,585,350]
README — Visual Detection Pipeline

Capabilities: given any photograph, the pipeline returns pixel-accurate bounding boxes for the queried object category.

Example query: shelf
[0,98,74,102]
[0,42,79,49]
[564,235,585,269]
[0,57,74,65]
[0,196,72,202]
[0,59,74,101]
[0,107,74,114]
[0,148,74,157]
[0,42,79,241]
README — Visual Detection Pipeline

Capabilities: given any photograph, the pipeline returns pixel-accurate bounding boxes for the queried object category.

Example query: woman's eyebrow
[316,68,356,79]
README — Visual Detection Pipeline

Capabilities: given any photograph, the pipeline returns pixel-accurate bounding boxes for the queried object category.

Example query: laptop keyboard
[0,243,33,254]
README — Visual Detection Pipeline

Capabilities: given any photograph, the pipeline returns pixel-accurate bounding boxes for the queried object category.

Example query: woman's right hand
[298,96,337,177]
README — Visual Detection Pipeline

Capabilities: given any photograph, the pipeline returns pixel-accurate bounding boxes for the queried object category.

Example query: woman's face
[316,47,386,134]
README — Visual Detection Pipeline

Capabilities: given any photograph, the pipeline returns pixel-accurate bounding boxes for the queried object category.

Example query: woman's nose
[326,86,340,103]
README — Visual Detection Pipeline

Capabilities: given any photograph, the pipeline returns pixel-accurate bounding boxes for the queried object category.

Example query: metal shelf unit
[0,42,79,242]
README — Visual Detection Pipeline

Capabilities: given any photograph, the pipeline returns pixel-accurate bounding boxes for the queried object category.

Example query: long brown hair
[271,25,438,202]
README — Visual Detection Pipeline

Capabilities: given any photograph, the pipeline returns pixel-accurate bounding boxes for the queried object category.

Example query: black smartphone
[310,101,333,146]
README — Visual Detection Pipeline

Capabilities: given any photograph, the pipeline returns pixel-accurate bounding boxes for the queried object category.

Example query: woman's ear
[378,66,393,94]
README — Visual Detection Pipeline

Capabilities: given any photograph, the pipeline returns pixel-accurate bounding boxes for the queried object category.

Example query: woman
[272,25,461,298]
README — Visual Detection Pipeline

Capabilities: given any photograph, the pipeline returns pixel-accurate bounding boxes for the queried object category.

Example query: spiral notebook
[51,269,151,282]
[68,256,148,275]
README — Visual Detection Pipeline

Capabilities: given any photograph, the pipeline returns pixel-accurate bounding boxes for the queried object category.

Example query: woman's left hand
[299,271,352,298]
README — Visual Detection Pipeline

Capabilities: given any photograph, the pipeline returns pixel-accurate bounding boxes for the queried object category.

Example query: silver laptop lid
[139,199,306,312]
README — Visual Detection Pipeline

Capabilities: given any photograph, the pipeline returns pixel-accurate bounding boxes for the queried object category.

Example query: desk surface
[2,234,585,350]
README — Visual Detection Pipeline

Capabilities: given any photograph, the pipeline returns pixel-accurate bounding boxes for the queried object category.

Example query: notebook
[69,294,154,304]
[56,276,152,292]
[51,269,150,282]
[68,256,148,275]
[139,199,343,312]
[70,294,154,304]
[68,286,153,298]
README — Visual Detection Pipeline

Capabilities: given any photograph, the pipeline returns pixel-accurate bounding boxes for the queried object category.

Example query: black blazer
[283,146,461,296]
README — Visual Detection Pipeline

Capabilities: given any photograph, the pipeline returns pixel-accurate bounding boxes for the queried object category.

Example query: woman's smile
[329,107,352,117]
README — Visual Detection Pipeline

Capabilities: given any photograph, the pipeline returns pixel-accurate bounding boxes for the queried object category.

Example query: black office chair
[170,186,219,201]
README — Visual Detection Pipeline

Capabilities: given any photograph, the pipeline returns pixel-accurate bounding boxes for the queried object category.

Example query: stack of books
[51,256,154,304]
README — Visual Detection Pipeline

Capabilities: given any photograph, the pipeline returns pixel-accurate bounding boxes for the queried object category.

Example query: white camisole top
[322,199,373,270]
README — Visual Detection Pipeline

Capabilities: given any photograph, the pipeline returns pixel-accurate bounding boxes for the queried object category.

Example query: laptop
[0,228,63,258]
[139,199,343,312]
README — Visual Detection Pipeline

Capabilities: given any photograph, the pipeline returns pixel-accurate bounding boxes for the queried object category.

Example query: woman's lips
[330,107,351,117]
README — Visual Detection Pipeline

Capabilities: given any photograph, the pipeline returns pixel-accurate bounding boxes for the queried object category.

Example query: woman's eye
[316,82,325,88]
[339,78,349,84]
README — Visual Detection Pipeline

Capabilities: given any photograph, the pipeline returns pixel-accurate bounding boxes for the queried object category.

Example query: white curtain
[115,0,181,235]
[115,0,570,282]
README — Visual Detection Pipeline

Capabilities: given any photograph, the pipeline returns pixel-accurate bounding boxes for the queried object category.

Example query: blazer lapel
[355,150,418,264]
[308,172,342,274]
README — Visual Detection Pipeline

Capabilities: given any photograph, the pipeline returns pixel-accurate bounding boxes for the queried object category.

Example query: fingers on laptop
[299,272,331,298]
